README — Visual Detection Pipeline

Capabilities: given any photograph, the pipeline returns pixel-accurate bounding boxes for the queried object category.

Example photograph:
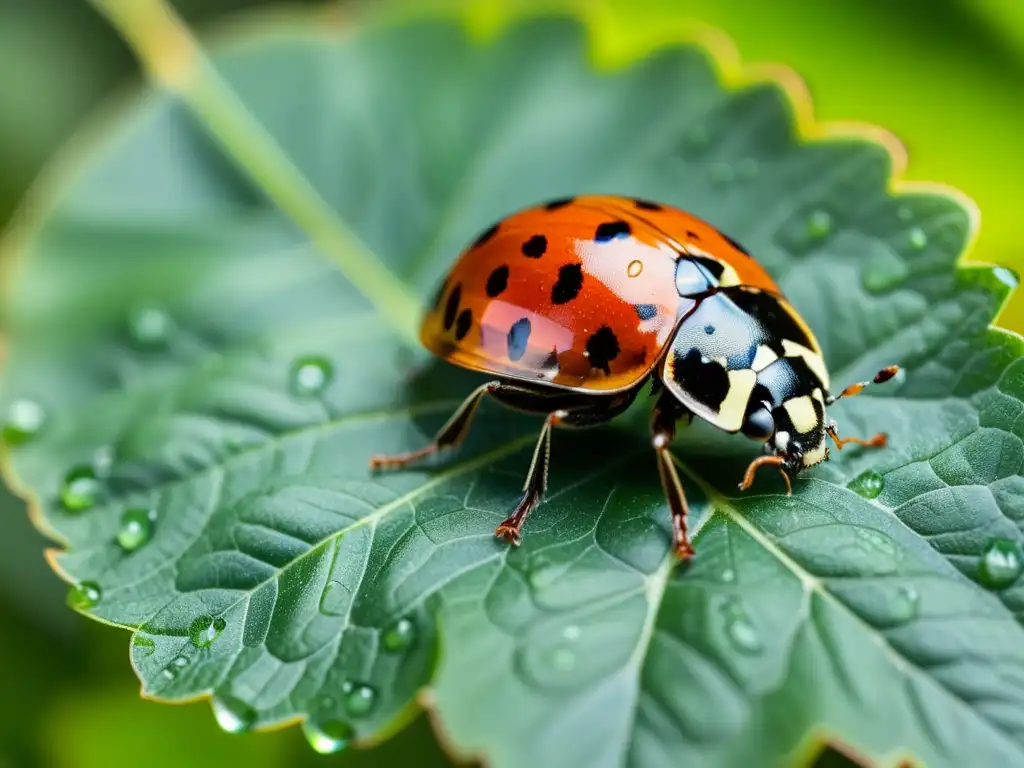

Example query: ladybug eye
[742,407,775,442]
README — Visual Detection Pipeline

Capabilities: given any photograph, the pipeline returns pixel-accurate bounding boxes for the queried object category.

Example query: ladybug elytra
[371,195,898,559]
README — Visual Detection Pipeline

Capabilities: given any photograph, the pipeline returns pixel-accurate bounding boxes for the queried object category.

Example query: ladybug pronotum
[371,195,898,559]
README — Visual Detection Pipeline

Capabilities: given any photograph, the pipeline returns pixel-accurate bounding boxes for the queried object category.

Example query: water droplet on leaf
[806,210,832,240]
[117,508,154,551]
[891,585,919,622]
[290,356,333,396]
[2,398,45,445]
[896,206,913,222]
[549,646,576,671]
[61,466,102,512]
[383,617,416,653]
[211,694,257,734]
[993,267,1019,290]
[736,158,758,179]
[907,227,927,250]
[683,124,709,149]
[721,568,736,583]
[67,581,102,611]
[848,469,884,499]
[720,597,762,654]
[562,625,581,641]
[710,163,734,185]
[979,539,1022,589]
[303,718,354,754]
[319,580,350,617]
[128,303,173,347]
[161,655,189,681]
[189,615,226,649]
[861,251,910,293]
[342,682,377,718]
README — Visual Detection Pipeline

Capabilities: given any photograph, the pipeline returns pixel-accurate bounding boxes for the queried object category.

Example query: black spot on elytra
[545,198,575,211]
[595,221,631,242]
[522,235,547,258]
[443,284,461,331]
[720,230,751,257]
[486,265,509,298]
[672,348,729,411]
[686,230,701,240]
[551,263,584,304]
[455,309,473,341]
[507,318,531,362]
[704,324,715,335]
[635,304,658,321]
[586,326,620,375]
[633,198,663,211]
[473,223,500,249]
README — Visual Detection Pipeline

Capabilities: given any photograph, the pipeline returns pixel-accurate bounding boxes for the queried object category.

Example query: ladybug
[371,195,898,559]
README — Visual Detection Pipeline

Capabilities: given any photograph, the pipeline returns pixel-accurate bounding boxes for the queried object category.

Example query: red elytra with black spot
[372,195,899,560]
[421,195,781,393]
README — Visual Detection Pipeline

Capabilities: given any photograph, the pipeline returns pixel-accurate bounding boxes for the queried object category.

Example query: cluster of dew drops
[0,302,425,753]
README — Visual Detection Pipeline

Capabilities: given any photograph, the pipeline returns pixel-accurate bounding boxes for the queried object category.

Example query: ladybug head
[737,365,900,495]
[739,399,830,493]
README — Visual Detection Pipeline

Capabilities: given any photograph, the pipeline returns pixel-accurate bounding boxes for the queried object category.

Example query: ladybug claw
[674,541,696,560]
[494,523,522,547]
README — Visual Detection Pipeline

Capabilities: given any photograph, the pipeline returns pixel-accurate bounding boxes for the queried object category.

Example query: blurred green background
[0,1,1020,766]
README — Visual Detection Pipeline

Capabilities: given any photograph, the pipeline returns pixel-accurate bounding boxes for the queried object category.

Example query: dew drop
[290,355,334,396]
[211,694,257,734]
[342,682,377,718]
[132,635,156,657]
[907,227,928,250]
[161,654,190,681]
[319,580,351,617]
[562,624,581,641]
[721,568,736,583]
[736,158,758,180]
[683,124,709,150]
[720,597,762,655]
[978,539,1023,589]
[994,267,1020,290]
[189,615,227,649]
[710,163,734,186]
[67,581,102,611]
[128,303,173,347]
[2,398,45,445]
[383,617,416,653]
[61,466,102,512]
[896,206,913,222]
[848,469,884,499]
[303,718,354,754]
[861,252,910,294]
[549,646,576,672]
[891,585,920,622]
[805,210,833,240]
[117,508,154,552]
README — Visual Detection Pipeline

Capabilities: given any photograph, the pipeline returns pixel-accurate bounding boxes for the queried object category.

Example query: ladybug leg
[494,409,567,546]
[825,423,887,451]
[369,380,502,470]
[738,455,792,495]
[650,393,695,560]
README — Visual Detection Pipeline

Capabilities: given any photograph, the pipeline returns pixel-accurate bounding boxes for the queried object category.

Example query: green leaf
[3,6,1024,768]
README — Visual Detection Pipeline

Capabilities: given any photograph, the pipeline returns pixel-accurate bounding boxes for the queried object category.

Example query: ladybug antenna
[825,365,900,406]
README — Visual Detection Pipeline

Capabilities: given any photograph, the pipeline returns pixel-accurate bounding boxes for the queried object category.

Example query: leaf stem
[86,0,423,346]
